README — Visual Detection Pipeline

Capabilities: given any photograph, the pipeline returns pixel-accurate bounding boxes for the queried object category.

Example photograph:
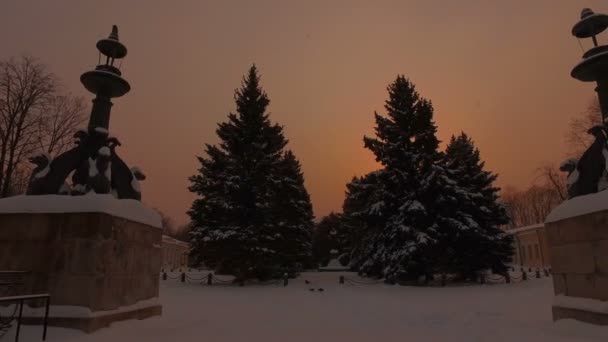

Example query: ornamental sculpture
[26,26,145,200]
[562,9,608,198]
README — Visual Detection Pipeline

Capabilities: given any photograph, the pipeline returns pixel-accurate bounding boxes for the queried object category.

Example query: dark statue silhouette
[562,125,608,198]
[563,8,608,199]
[26,26,144,200]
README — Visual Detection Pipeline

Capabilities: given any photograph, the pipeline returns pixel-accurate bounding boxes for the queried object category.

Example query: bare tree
[0,56,54,197]
[536,163,567,201]
[0,56,86,197]
[37,94,87,155]
[173,223,193,242]
[155,208,175,235]
[154,209,192,242]
[501,184,562,229]
[504,99,605,226]
[566,99,603,157]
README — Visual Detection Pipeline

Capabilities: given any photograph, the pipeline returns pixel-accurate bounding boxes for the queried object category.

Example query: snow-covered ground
[5,272,608,342]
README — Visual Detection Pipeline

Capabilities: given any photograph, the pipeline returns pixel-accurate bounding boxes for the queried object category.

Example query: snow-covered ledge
[0,298,160,319]
[545,190,608,325]
[554,295,608,315]
[545,190,608,223]
[0,194,161,228]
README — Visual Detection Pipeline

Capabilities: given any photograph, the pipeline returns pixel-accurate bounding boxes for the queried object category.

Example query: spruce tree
[349,76,482,282]
[342,172,384,266]
[443,133,513,278]
[188,66,313,280]
[312,212,353,267]
[269,150,314,271]
[349,76,444,280]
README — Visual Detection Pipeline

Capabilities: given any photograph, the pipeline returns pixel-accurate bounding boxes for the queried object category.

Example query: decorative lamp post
[25,26,145,200]
[81,25,131,130]
[571,8,608,121]
[560,9,608,198]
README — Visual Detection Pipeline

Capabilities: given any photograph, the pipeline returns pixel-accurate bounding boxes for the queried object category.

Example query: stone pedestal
[546,208,608,325]
[0,203,162,332]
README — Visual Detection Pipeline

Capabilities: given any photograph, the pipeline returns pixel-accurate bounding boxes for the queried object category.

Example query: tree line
[3,54,589,284]
[188,67,513,283]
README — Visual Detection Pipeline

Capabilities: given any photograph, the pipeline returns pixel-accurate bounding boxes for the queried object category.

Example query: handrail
[0,293,50,342]
[0,294,50,302]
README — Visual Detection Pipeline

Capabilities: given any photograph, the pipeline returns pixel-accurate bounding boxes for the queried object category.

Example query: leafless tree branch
[566,99,603,157]
[0,56,86,197]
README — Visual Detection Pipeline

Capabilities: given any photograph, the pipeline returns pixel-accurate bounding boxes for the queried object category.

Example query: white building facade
[161,235,190,270]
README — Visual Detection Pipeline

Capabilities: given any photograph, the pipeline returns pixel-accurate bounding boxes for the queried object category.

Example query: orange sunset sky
[0,0,603,225]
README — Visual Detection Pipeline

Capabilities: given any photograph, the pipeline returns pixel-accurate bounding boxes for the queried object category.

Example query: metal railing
[0,293,50,342]
[161,267,551,288]
[481,267,551,285]
[161,271,288,286]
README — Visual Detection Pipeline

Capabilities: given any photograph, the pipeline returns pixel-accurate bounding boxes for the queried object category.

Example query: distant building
[507,224,550,268]
[162,235,190,270]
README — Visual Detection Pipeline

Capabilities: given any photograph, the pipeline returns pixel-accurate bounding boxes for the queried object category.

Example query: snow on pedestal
[545,190,608,325]
[0,298,160,319]
[554,295,608,315]
[0,194,163,332]
[0,194,161,227]
[546,190,608,224]
[94,127,109,135]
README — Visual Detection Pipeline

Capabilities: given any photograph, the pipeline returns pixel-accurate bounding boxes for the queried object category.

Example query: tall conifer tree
[188,66,313,280]
[349,76,444,280]
[270,150,314,269]
[349,76,489,282]
[443,133,513,278]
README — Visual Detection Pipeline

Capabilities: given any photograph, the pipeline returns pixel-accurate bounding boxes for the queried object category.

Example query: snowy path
[5,272,608,341]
